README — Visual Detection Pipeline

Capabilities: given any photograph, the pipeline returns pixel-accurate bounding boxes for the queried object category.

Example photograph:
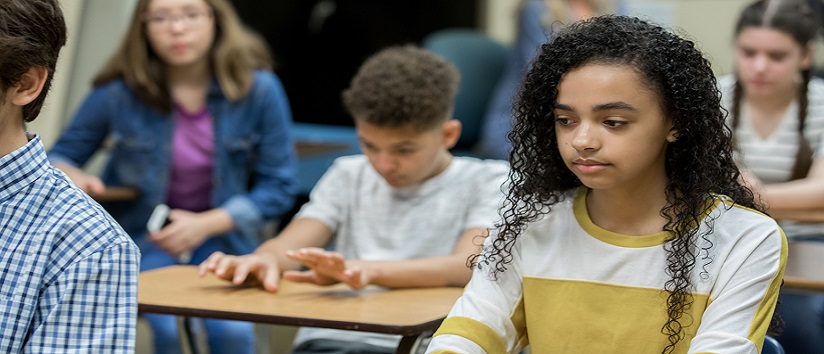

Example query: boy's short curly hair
[342,45,460,130]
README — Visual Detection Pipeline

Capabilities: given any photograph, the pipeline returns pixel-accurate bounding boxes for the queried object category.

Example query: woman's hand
[149,208,235,258]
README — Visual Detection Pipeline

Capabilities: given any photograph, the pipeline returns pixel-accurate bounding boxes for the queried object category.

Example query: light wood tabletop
[138,265,463,353]
[770,208,824,223]
[783,241,824,293]
[87,186,139,202]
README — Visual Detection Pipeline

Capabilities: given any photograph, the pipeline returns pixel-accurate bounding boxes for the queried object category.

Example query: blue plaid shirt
[0,135,140,353]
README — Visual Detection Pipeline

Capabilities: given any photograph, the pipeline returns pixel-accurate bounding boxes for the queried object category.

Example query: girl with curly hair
[720,1,824,353]
[427,15,786,354]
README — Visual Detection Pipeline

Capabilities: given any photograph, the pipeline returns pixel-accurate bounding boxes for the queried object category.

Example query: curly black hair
[341,44,460,130]
[475,15,762,353]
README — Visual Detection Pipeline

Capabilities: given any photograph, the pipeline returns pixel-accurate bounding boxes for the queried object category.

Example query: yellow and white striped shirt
[428,188,786,354]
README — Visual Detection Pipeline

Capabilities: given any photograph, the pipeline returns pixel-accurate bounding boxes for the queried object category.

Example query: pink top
[165,104,214,212]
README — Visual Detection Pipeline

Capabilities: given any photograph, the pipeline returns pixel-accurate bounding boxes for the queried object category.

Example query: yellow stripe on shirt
[433,316,507,353]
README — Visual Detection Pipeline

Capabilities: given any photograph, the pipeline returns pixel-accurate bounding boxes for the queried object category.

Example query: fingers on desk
[198,251,282,292]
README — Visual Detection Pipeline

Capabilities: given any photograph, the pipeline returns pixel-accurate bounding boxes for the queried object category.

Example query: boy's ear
[442,119,462,148]
[10,67,48,106]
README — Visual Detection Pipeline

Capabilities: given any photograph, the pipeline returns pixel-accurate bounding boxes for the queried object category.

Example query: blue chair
[422,28,508,155]
[763,335,785,354]
[292,123,360,195]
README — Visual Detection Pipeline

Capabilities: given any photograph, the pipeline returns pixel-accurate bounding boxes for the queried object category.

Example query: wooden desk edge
[138,303,446,336]
[88,186,139,202]
[783,276,824,292]
[770,208,824,223]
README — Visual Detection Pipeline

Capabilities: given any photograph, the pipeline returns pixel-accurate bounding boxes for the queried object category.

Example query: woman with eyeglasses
[47,0,298,352]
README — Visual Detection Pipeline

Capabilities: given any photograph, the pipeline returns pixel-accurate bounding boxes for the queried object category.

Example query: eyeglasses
[143,8,212,31]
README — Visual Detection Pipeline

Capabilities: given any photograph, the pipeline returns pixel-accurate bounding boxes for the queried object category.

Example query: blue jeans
[777,293,824,354]
[141,239,255,354]
[291,339,394,354]
[777,237,824,354]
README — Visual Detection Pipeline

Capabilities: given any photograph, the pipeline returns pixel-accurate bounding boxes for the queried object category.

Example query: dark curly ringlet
[0,0,67,123]
[475,15,762,353]
[342,45,460,131]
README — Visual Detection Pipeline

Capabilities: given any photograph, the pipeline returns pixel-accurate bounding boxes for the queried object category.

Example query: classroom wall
[31,0,136,148]
[481,0,752,75]
[27,0,83,148]
[35,0,760,148]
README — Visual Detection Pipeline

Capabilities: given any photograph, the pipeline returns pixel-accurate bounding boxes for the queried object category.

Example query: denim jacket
[48,70,298,254]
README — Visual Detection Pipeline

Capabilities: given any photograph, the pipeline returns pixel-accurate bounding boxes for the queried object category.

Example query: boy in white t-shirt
[198,45,509,353]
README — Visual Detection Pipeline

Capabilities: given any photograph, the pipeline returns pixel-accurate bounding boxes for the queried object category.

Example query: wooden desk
[138,266,463,354]
[88,186,139,202]
[295,141,351,158]
[770,208,824,223]
[782,241,824,293]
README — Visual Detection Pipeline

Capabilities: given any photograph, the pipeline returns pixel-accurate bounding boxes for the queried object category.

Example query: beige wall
[38,0,766,150]
[28,0,84,148]
[31,0,136,148]
[481,0,753,75]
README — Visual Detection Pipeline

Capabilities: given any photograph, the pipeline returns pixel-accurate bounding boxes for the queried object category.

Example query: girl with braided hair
[427,15,785,354]
[720,0,824,352]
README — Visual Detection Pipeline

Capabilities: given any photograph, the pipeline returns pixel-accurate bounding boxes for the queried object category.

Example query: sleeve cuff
[221,195,263,242]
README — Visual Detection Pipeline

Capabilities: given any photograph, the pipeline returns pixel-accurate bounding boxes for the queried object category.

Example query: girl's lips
[573,160,608,173]
[748,79,769,86]
[574,163,607,173]
[171,43,188,52]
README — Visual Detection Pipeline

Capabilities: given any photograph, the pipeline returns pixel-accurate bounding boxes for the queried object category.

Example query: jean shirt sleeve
[219,72,299,239]
[47,85,114,167]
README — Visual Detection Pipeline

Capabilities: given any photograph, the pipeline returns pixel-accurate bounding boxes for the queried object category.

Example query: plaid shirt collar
[0,134,48,203]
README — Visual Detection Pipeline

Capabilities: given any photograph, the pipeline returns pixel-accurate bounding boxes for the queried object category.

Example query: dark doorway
[231,0,480,126]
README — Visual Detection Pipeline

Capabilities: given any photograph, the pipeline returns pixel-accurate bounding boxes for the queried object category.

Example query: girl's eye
[603,120,627,128]
[397,149,415,155]
[555,117,572,125]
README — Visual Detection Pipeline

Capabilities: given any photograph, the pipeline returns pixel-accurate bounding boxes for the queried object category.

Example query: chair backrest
[762,336,785,354]
[422,28,508,151]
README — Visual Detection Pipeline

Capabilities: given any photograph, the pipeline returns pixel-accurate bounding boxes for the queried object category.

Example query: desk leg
[177,316,200,354]
[396,335,417,354]
[397,330,434,354]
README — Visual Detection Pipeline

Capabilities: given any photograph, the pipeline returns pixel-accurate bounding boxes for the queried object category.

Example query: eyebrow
[357,137,417,148]
[554,102,639,112]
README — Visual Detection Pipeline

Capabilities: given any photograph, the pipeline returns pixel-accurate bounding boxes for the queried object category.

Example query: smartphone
[146,204,192,263]
[147,204,171,233]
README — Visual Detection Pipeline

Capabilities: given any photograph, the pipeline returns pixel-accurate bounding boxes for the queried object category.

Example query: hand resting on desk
[283,248,369,289]
[199,251,283,292]
[198,247,369,292]
[198,218,482,292]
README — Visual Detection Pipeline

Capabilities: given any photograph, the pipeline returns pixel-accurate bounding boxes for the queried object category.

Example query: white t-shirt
[293,155,509,349]
[718,75,824,238]
[427,188,786,353]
